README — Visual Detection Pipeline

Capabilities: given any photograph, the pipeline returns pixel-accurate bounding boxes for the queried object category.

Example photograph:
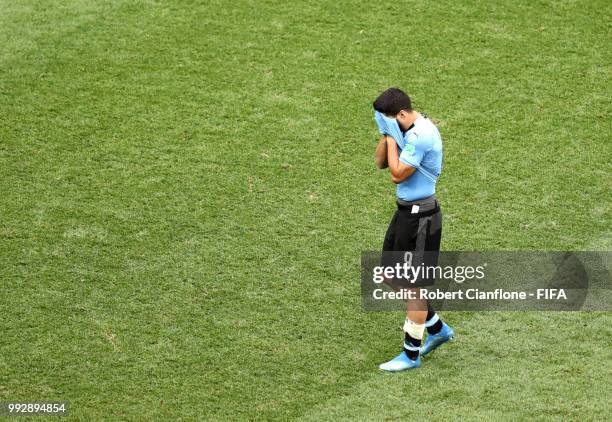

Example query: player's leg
[379,288,427,372]
[420,208,455,356]
[379,209,424,371]
[403,292,428,359]
[421,301,455,356]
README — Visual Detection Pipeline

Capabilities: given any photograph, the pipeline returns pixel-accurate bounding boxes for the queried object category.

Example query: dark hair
[373,87,412,115]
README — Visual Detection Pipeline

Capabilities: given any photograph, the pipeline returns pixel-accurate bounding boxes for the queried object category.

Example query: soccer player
[373,87,454,372]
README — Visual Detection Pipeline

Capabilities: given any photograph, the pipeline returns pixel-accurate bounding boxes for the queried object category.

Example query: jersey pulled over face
[396,115,443,201]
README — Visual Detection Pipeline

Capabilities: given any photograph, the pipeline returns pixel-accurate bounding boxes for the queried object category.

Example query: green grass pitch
[1,0,610,420]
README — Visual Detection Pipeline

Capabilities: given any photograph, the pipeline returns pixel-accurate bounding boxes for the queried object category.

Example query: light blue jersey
[396,115,443,201]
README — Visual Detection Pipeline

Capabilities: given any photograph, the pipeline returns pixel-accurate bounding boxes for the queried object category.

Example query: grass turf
[1,0,611,420]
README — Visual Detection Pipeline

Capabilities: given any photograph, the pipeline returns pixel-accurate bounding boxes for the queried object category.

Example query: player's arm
[375,136,389,169]
[385,137,416,184]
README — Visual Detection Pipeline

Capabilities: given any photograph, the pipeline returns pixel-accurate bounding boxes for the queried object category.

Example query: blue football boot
[379,348,421,372]
[421,323,454,356]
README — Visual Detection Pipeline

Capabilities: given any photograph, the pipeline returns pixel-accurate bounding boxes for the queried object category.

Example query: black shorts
[382,201,442,252]
[381,200,442,287]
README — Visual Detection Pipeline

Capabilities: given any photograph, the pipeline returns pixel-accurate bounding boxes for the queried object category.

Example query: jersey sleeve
[399,133,428,168]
